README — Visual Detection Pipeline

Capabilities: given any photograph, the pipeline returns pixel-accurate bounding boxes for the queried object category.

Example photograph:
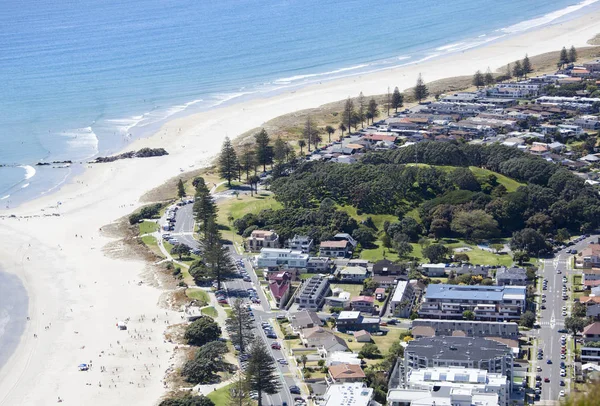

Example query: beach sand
[1,10,600,406]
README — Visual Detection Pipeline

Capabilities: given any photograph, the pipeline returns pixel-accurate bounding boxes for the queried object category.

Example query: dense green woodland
[238,142,600,254]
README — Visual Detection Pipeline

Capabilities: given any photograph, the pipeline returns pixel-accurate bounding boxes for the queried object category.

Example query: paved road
[535,235,595,403]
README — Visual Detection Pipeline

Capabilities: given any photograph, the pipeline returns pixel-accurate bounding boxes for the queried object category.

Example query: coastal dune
[1,10,600,406]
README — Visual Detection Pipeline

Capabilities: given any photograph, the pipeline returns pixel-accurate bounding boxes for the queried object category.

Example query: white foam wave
[436,42,466,51]
[60,127,99,160]
[501,0,600,34]
[210,92,252,107]
[274,63,371,84]
[21,183,29,189]
[164,99,204,116]
[19,165,36,180]
[0,195,10,200]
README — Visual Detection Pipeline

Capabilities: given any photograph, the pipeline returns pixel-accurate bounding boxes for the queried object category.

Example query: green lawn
[141,235,164,258]
[337,205,398,231]
[330,283,363,297]
[139,221,159,235]
[186,288,210,305]
[207,382,233,405]
[468,166,524,192]
[202,306,218,318]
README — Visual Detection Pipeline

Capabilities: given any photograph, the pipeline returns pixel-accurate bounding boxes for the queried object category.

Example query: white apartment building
[256,248,309,269]
[322,382,374,406]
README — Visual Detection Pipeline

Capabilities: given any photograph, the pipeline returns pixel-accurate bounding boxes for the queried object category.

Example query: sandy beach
[1,10,600,406]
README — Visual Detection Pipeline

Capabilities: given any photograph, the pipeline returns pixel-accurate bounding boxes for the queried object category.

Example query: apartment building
[256,248,309,269]
[295,275,331,310]
[246,230,280,252]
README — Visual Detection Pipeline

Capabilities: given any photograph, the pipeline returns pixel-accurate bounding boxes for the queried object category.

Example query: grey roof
[425,284,526,301]
[496,267,527,280]
[290,310,322,329]
[405,336,512,361]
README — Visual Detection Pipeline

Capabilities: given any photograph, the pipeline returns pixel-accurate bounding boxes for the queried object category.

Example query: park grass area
[299,273,316,280]
[139,220,159,235]
[141,235,164,258]
[207,382,233,405]
[372,328,405,354]
[330,283,363,297]
[468,166,524,193]
[337,205,398,231]
[214,181,244,193]
[186,288,210,306]
[202,306,218,318]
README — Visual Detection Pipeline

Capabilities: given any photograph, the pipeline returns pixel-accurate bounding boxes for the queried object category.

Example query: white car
[561,353,566,359]
[560,370,566,377]
[560,390,565,397]
[562,311,568,316]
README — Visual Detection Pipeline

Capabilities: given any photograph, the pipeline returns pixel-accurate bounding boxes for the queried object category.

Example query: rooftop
[329,364,366,380]
[351,295,374,303]
[405,336,512,362]
[391,280,409,303]
[584,322,600,336]
[425,284,526,302]
[323,383,373,406]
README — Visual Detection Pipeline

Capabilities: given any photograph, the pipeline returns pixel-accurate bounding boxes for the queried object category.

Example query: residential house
[389,281,416,318]
[374,287,386,301]
[353,330,372,343]
[350,296,375,313]
[587,303,600,319]
[419,284,527,321]
[333,233,358,247]
[256,248,309,269]
[372,259,405,276]
[450,264,491,278]
[584,322,600,342]
[575,115,600,130]
[306,256,333,273]
[320,240,351,258]
[420,263,446,277]
[372,274,399,289]
[326,352,362,367]
[495,266,528,286]
[246,230,280,252]
[295,275,331,311]
[336,311,380,333]
[581,296,600,306]
[268,272,291,309]
[301,326,349,354]
[322,383,373,406]
[328,364,366,384]
[266,267,300,281]
[583,269,600,285]
[325,289,351,309]
[289,310,322,332]
[287,234,314,254]
[338,266,369,283]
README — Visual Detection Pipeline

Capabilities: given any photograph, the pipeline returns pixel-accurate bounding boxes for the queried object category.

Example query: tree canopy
[184,317,222,346]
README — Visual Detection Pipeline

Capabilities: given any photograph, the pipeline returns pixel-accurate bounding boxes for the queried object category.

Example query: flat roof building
[323,382,373,406]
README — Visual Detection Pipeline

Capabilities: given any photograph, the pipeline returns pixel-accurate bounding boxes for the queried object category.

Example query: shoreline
[1,9,600,406]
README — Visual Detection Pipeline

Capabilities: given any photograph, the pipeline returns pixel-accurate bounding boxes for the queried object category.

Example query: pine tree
[239,147,255,180]
[325,125,335,143]
[392,87,403,112]
[522,54,533,78]
[367,99,379,125]
[302,116,318,152]
[273,137,287,164]
[226,299,255,354]
[512,60,523,80]
[357,92,366,128]
[298,139,306,155]
[245,340,281,406]
[484,67,495,86]
[200,219,234,290]
[254,129,271,172]
[569,45,578,63]
[472,70,485,88]
[193,181,217,234]
[413,73,429,103]
[559,47,569,68]
[228,372,252,406]
[177,179,186,199]
[338,123,346,139]
[343,98,355,133]
[219,137,239,186]
[505,63,512,80]
[386,87,391,116]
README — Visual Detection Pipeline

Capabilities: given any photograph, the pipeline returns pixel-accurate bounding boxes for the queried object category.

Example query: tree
[193,181,218,234]
[226,299,255,354]
[363,277,379,292]
[386,87,391,116]
[519,310,536,328]
[273,137,288,165]
[413,73,429,103]
[247,175,260,197]
[569,45,578,63]
[430,218,450,240]
[325,125,335,143]
[359,343,381,359]
[418,237,430,249]
[513,250,530,265]
[338,123,347,139]
[184,317,221,346]
[303,116,318,152]
[422,243,449,263]
[565,316,587,351]
[201,219,235,290]
[556,228,570,243]
[572,302,587,318]
[343,98,355,133]
[300,354,308,369]
[510,228,548,256]
[228,372,252,406]
[352,225,376,247]
[298,139,306,156]
[484,68,495,86]
[245,340,281,406]
[451,210,499,241]
[505,63,512,80]
[219,137,239,186]
[367,99,379,125]
[392,87,404,112]
[454,253,470,263]
[462,310,475,320]
[584,136,597,154]
[512,60,523,80]
[559,47,569,68]
[522,54,533,78]
[472,70,485,88]
[177,179,186,199]
[239,147,256,180]
[254,129,271,172]
[159,394,215,406]
[490,243,504,254]
[171,243,191,260]
[357,92,366,128]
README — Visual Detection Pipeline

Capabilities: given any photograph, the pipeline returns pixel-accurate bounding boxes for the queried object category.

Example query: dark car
[544,377,550,383]
[546,359,552,364]
[560,380,565,386]
[387,319,398,325]
[289,386,301,394]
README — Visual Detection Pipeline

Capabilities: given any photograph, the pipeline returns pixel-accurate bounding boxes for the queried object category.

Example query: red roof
[321,240,349,249]
[580,296,600,305]
[351,295,374,303]
[584,280,600,287]
[374,288,386,294]
[269,279,290,300]
[584,322,600,335]
[362,134,397,142]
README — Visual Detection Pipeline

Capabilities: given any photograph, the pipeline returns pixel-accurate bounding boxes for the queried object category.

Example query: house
[353,330,372,343]
[287,234,313,253]
[575,115,600,130]
[374,287,386,300]
[419,284,527,321]
[333,233,358,248]
[338,266,369,283]
[326,352,362,367]
[301,327,349,354]
[256,248,309,269]
[328,364,366,384]
[295,275,331,310]
[336,311,380,333]
[583,322,600,342]
[495,266,528,286]
[420,263,446,277]
[320,240,351,258]
[450,264,491,278]
[326,288,351,308]
[350,296,375,313]
[322,383,373,406]
[268,272,291,309]
[265,267,300,281]
[581,296,600,306]
[372,274,399,289]
[306,256,333,273]
[578,244,600,269]
[372,259,405,276]
[246,230,280,252]
[389,281,416,318]
[289,310,322,332]
[587,304,600,319]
